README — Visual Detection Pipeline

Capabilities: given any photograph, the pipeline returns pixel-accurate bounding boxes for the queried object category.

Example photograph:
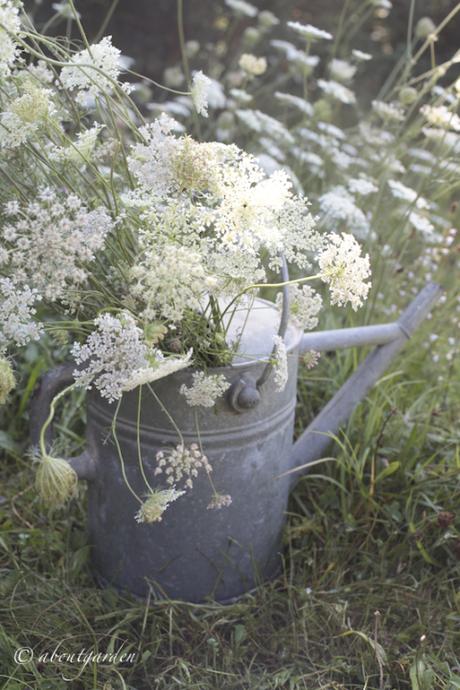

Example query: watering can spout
[288,282,442,483]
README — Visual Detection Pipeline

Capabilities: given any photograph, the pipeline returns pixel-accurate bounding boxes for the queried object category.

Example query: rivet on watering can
[227,376,261,412]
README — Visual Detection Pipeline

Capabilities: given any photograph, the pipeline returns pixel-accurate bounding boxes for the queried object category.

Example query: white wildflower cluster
[71,312,149,402]
[372,100,405,122]
[352,49,372,61]
[135,487,185,524]
[388,179,430,209]
[127,116,321,317]
[329,58,356,83]
[122,350,193,392]
[0,85,55,149]
[2,189,112,301]
[207,493,232,510]
[319,186,370,239]
[180,371,230,407]
[275,92,313,116]
[191,71,212,117]
[0,0,20,77]
[317,79,356,105]
[318,233,371,310]
[60,36,122,105]
[154,443,212,489]
[272,334,288,392]
[271,39,320,73]
[71,312,192,402]
[276,284,322,331]
[287,22,332,41]
[239,53,267,76]
[421,105,460,132]
[225,0,257,17]
[0,278,42,352]
[50,122,104,164]
[347,177,378,196]
[130,243,208,322]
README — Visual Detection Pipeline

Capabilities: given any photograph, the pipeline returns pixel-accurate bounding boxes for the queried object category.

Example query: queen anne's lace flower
[277,284,322,331]
[329,58,356,83]
[421,105,460,132]
[180,371,230,407]
[60,36,122,104]
[191,71,212,117]
[0,86,55,148]
[135,488,185,523]
[274,92,313,116]
[388,180,430,209]
[207,493,232,510]
[347,177,378,196]
[154,443,212,490]
[287,22,332,41]
[130,243,208,322]
[319,186,370,239]
[2,189,112,301]
[0,0,20,77]
[239,53,267,76]
[71,312,149,402]
[0,278,42,352]
[0,356,15,404]
[272,335,288,391]
[372,100,404,122]
[224,0,257,17]
[318,233,371,311]
[317,79,356,105]
[122,350,193,391]
[352,49,372,61]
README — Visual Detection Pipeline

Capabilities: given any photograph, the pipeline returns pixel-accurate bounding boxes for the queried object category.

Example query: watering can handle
[256,256,290,388]
[29,363,95,481]
[227,257,290,411]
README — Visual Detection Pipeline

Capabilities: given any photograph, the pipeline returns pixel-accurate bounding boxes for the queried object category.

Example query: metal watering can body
[30,285,440,603]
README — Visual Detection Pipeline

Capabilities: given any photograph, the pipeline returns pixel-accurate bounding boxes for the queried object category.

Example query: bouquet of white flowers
[0,0,370,521]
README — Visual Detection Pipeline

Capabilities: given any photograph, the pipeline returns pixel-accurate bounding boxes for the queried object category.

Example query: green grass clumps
[1,340,458,690]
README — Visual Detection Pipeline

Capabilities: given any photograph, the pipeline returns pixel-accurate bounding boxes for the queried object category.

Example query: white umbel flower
[347,177,378,196]
[317,79,356,105]
[239,53,267,76]
[225,0,258,17]
[0,278,42,352]
[274,92,313,116]
[0,0,20,77]
[155,443,212,490]
[207,493,232,510]
[180,371,230,407]
[2,189,112,301]
[272,335,288,391]
[352,49,372,61]
[329,58,356,83]
[388,180,430,209]
[421,104,460,132]
[372,100,404,122]
[287,21,332,41]
[191,71,212,117]
[277,284,322,331]
[318,233,371,311]
[60,36,122,104]
[72,312,150,402]
[135,488,185,524]
[0,86,55,149]
[123,350,193,391]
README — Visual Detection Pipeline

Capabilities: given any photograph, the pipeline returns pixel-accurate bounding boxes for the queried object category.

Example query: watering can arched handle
[227,257,291,412]
[29,363,95,481]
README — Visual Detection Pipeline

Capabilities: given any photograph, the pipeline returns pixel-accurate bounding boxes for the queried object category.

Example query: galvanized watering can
[30,283,440,603]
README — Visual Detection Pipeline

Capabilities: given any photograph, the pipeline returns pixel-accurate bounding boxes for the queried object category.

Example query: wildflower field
[0,0,459,688]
